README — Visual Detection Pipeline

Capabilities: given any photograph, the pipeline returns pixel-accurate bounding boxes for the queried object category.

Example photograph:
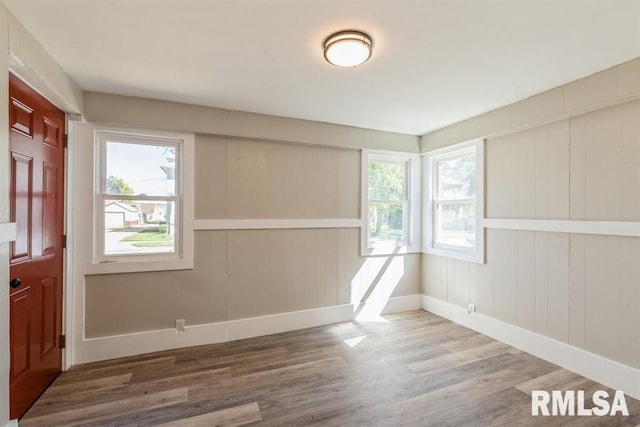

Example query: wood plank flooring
[20,310,640,426]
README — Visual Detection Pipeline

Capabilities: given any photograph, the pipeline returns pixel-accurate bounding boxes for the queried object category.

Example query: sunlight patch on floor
[355,256,405,322]
[343,335,367,348]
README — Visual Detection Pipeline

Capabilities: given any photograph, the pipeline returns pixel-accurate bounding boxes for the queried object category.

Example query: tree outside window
[367,158,408,246]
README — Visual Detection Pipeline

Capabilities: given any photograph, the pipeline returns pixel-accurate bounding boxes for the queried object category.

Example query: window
[424,139,484,263]
[368,158,408,245]
[93,128,194,272]
[362,151,420,255]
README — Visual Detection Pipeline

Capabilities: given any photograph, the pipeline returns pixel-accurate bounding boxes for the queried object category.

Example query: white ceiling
[4,0,640,135]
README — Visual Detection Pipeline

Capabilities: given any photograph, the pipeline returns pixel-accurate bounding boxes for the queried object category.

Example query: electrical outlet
[468,304,476,314]
[176,319,186,333]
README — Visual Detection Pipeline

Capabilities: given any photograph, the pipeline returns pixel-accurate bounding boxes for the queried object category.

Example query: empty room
[0,0,639,425]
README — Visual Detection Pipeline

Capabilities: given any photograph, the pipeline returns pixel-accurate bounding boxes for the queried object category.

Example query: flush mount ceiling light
[323,30,373,67]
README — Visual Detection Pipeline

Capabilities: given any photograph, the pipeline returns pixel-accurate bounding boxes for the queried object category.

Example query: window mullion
[102,194,178,202]
[369,199,407,205]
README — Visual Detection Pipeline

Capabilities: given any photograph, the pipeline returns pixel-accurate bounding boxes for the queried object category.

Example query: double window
[424,139,484,263]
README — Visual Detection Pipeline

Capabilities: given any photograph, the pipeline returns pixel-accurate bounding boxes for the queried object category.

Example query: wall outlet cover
[175,319,186,333]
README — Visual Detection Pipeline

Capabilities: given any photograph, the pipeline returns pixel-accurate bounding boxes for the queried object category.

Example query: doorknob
[9,278,21,289]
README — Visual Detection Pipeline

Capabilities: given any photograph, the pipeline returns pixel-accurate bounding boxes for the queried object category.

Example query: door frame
[8,60,75,371]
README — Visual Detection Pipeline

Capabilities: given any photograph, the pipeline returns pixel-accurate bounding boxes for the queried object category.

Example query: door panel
[9,73,65,419]
[9,97,33,137]
[40,277,58,356]
[42,163,57,256]
[10,152,32,264]
[9,289,31,381]
[43,117,60,148]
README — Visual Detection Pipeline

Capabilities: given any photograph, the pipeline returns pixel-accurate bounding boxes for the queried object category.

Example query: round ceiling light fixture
[323,30,373,67]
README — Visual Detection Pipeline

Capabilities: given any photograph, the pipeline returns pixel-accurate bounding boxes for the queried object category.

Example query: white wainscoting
[194,219,362,230]
[483,218,640,237]
[422,295,640,400]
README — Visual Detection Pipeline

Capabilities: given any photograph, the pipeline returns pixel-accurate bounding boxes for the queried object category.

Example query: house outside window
[93,128,194,271]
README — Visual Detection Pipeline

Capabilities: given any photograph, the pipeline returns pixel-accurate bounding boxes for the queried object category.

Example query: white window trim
[89,126,194,274]
[423,139,485,264]
[361,150,421,256]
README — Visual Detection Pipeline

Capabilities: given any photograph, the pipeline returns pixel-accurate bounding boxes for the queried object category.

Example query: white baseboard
[380,294,423,315]
[75,304,354,364]
[6,419,18,427]
[421,295,640,400]
[74,294,424,365]
[225,304,354,341]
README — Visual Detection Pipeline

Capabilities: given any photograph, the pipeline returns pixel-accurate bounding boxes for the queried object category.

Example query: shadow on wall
[352,248,405,322]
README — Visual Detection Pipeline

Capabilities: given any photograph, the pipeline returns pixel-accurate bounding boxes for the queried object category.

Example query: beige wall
[421,59,640,371]
[195,136,360,219]
[486,101,640,221]
[84,92,420,153]
[83,121,421,338]
[86,228,420,337]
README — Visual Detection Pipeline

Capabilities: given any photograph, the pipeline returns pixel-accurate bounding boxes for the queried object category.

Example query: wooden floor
[21,310,640,426]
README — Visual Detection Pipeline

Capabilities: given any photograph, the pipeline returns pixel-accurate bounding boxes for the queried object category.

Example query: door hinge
[59,334,66,349]
[62,235,67,249]
[64,134,68,148]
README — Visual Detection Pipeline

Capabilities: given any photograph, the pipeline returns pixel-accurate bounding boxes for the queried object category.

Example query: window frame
[423,139,485,263]
[361,150,421,256]
[91,127,194,273]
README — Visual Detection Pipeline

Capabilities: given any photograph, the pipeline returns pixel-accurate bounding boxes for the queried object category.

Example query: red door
[9,74,65,419]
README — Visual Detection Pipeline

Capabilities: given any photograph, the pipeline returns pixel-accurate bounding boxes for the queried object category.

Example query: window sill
[85,258,194,275]
[361,243,421,257]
